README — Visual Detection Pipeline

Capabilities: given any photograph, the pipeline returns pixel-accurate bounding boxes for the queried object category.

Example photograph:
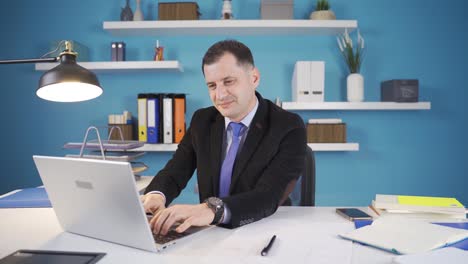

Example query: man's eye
[225,79,234,85]
[207,84,216,90]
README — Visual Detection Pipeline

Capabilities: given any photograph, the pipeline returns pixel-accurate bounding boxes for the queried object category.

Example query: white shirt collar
[224,97,259,129]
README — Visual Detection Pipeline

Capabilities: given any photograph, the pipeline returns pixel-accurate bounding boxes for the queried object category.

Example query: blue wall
[1,0,467,206]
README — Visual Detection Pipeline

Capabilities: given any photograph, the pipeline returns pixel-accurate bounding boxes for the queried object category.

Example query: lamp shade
[37,53,103,102]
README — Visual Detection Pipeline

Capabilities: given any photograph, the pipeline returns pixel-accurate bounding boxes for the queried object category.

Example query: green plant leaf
[316,0,330,11]
[337,30,365,74]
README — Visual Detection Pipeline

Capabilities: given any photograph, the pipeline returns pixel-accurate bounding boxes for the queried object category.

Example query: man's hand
[149,203,215,235]
[140,193,166,214]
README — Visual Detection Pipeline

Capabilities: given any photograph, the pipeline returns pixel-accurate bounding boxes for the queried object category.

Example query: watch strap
[205,197,224,225]
[210,206,224,225]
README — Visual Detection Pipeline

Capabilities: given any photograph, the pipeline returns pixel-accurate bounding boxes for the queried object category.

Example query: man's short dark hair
[202,39,255,74]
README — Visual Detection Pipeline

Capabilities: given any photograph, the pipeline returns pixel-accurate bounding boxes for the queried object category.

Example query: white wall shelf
[103,20,358,36]
[131,144,179,152]
[118,143,359,152]
[308,143,359,151]
[282,102,431,110]
[35,61,183,72]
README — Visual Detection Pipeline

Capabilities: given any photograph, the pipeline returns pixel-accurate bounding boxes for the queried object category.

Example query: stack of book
[370,194,467,219]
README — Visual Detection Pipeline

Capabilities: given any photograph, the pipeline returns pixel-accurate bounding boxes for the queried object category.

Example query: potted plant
[310,0,336,20]
[337,29,365,102]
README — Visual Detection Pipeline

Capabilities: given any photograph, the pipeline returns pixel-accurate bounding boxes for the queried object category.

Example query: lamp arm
[0,57,58,64]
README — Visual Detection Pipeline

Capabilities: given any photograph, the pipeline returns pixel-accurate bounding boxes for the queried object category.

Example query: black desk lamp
[0,41,103,102]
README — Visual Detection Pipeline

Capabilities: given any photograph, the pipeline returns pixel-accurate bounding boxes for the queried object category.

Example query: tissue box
[261,0,294,19]
[158,2,200,20]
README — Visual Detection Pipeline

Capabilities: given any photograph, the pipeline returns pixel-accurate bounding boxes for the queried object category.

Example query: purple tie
[219,122,245,198]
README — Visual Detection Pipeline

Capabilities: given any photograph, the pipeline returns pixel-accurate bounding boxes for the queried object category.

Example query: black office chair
[281,145,316,206]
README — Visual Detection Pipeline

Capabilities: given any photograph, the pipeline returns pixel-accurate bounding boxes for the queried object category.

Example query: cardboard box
[307,123,346,143]
[261,0,294,19]
[158,2,200,20]
[108,124,133,141]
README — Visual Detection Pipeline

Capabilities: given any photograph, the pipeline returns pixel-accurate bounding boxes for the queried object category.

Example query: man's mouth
[218,101,233,108]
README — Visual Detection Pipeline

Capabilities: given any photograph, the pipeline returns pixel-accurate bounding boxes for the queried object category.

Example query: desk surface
[0,206,397,264]
[0,176,153,200]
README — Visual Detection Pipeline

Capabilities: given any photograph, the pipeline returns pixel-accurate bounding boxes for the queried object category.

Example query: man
[141,39,306,235]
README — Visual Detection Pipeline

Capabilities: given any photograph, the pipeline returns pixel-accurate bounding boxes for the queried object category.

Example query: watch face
[208,197,223,209]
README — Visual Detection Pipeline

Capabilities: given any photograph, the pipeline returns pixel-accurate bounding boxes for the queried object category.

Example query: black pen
[261,235,276,256]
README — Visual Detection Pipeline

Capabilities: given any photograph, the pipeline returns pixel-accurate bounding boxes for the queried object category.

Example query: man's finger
[176,217,193,233]
[154,210,170,235]
[143,201,156,213]
[161,211,179,235]
[151,207,163,215]
[150,209,163,233]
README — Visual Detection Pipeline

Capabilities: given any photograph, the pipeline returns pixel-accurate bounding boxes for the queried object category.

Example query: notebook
[374,194,465,215]
[32,155,211,252]
[339,215,468,254]
[354,220,468,250]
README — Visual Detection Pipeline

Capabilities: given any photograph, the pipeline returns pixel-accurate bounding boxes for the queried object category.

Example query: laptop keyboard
[153,230,189,244]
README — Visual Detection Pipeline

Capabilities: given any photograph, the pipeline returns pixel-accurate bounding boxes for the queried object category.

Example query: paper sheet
[191,220,355,264]
[340,216,468,254]
[392,247,468,264]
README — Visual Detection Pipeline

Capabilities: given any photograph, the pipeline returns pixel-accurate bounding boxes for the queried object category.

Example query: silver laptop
[33,155,209,252]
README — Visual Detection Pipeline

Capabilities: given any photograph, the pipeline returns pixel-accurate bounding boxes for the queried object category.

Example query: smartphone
[336,208,372,221]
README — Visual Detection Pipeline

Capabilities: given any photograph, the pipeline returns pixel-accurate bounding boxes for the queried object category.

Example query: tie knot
[229,122,245,137]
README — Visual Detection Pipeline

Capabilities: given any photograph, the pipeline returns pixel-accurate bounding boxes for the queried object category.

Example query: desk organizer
[63,126,148,177]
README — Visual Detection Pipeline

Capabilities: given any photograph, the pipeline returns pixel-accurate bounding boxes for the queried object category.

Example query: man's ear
[251,67,260,88]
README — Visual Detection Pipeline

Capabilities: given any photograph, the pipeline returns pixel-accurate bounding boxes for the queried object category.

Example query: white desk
[0,176,154,199]
[0,207,396,264]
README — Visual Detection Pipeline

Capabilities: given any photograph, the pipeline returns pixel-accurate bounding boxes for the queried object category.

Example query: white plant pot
[347,73,364,102]
[310,10,336,20]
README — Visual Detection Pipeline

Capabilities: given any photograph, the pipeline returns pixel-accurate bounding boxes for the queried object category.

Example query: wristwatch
[204,197,224,225]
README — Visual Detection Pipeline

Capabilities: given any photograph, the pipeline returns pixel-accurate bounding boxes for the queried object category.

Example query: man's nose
[216,84,228,99]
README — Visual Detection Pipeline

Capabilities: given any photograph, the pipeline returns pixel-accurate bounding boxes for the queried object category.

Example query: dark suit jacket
[145,92,306,228]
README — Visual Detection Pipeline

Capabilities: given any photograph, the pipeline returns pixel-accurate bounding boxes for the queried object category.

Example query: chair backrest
[300,145,315,206]
[281,145,316,206]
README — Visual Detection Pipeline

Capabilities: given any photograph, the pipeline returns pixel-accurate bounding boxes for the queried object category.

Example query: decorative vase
[347,73,364,102]
[221,0,233,19]
[120,0,133,21]
[133,0,144,21]
[309,10,336,20]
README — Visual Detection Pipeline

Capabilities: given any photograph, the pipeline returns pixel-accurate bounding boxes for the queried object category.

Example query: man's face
[203,53,260,122]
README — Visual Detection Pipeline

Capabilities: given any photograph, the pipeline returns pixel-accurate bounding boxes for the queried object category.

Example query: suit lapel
[229,93,268,193]
[210,114,225,196]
